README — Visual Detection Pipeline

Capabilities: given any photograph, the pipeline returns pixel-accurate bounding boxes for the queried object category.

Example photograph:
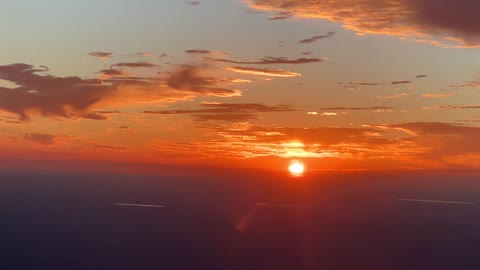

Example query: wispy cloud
[226,66,301,77]
[206,56,322,65]
[112,62,158,68]
[298,31,335,44]
[185,49,211,54]
[391,81,412,85]
[383,93,409,99]
[423,105,480,110]
[88,52,113,60]
[268,12,293,20]
[318,106,393,111]
[144,103,294,122]
[24,133,58,145]
[421,93,454,98]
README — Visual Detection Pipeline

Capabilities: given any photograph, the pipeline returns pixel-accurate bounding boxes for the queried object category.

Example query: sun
[288,161,305,176]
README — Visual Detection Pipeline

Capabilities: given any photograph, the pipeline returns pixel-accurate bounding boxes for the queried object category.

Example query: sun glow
[288,161,305,176]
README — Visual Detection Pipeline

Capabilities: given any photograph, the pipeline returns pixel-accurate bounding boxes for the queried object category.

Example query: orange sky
[0,0,479,173]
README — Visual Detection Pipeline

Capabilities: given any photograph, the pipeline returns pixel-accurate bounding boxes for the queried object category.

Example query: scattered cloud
[185,49,211,54]
[245,0,480,47]
[421,92,454,98]
[206,56,322,65]
[423,105,480,110]
[88,52,112,60]
[416,74,428,78]
[24,133,58,145]
[112,62,157,68]
[318,106,393,111]
[268,12,293,20]
[186,1,202,5]
[226,66,301,77]
[98,68,129,79]
[298,31,335,44]
[167,65,242,97]
[383,93,409,99]
[0,63,242,121]
[144,103,294,122]
[391,81,412,85]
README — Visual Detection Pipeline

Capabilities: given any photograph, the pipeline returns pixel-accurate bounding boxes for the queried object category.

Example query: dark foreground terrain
[1,169,479,270]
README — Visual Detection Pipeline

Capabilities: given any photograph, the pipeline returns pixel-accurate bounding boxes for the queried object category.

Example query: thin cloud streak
[226,66,301,77]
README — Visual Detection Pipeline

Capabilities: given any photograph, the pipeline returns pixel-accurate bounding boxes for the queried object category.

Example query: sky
[0,0,479,173]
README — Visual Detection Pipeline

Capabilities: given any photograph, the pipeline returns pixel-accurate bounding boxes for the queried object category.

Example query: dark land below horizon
[1,169,479,270]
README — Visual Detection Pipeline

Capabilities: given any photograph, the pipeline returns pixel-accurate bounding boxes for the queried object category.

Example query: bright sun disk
[289,162,305,176]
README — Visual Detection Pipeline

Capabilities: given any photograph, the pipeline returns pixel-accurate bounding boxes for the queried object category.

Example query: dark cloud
[416,74,428,78]
[113,62,157,68]
[0,64,112,121]
[391,80,412,85]
[92,144,130,150]
[186,1,202,5]
[206,56,322,65]
[268,12,293,20]
[24,133,58,145]
[226,66,301,77]
[144,103,294,122]
[167,65,242,97]
[298,32,335,44]
[99,68,128,78]
[245,0,480,47]
[0,63,242,121]
[88,52,113,60]
[185,49,211,54]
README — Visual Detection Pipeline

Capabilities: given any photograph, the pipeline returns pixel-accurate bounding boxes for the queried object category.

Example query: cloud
[268,12,293,20]
[318,106,393,111]
[383,93,409,99]
[0,64,112,120]
[245,0,480,47]
[391,81,412,85]
[144,103,294,122]
[185,49,211,54]
[226,66,301,77]
[423,105,480,110]
[167,65,242,97]
[113,62,157,68]
[98,68,129,79]
[24,133,58,145]
[298,31,335,44]
[88,52,113,60]
[135,52,156,57]
[0,63,242,121]
[206,56,322,65]
[416,74,428,78]
[186,1,202,5]
[307,111,338,116]
[421,93,454,98]
[92,144,130,151]
[450,80,480,88]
